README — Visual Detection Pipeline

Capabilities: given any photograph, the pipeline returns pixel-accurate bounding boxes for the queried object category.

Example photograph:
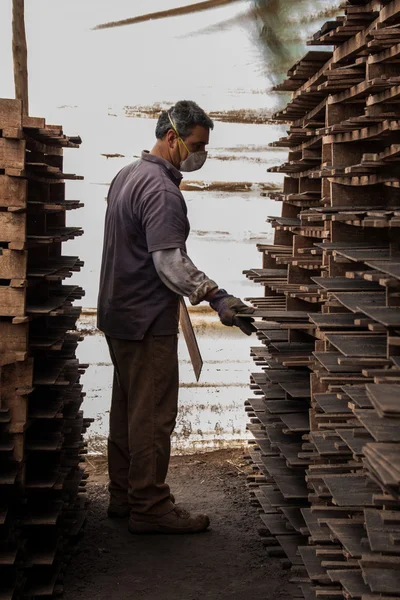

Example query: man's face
[168,125,210,168]
[179,125,210,161]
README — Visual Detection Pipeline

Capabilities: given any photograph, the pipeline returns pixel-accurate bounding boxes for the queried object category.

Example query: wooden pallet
[0,98,90,599]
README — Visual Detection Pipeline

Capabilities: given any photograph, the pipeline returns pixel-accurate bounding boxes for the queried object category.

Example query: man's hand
[209,290,255,336]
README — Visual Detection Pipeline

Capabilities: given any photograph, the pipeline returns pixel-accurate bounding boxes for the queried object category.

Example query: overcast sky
[0,0,267,115]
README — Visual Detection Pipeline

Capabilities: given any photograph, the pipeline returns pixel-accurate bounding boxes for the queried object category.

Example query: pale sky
[0,0,336,114]
[0,0,265,115]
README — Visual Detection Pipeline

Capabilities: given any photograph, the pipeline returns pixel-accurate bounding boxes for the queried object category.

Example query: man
[97,100,254,535]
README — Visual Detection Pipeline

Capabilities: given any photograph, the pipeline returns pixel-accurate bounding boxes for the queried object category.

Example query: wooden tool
[179,297,203,382]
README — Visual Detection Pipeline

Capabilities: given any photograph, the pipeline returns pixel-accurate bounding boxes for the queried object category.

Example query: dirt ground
[63,449,294,600]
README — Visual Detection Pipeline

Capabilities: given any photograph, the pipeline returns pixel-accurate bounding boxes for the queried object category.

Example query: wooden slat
[324,334,387,357]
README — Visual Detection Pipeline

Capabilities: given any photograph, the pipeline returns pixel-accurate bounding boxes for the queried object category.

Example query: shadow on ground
[63,450,294,600]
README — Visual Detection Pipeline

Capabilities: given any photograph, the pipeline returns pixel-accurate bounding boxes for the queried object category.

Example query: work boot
[107,493,176,519]
[107,503,130,519]
[128,505,210,534]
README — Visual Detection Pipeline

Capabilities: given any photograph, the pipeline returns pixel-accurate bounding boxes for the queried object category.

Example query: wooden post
[12,0,29,115]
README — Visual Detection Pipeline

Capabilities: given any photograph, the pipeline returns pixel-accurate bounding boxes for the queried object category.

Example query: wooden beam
[12,0,29,115]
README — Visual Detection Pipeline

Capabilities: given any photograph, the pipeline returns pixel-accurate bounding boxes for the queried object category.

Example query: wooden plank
[310,313,363,328]
[337,429,374,456]
[340,385,369,405]
[265,370,309,384]
[301,508,334,543]
[259,486,291,508]
[355,409,400,442]
[0,321,27,355]
[276,535,305,565]
[260,513,293,535]
[333,248,391,262]
[362,307,400,327]
[1,359,33,433]
[327,569,370,596]
[298,546,329,581]
[329,77,392,105]
[365,260,400,281]
[26,285,82,314]
[365,509,400,554]
[324,334,387,357]
[314,352,361,374]
[265,399,309,414]
[312,277,381,291]
[0,212,26,242]
[273,474,309,499]
[280,381,311,400]
[332,292,386,313]
[0,138,25,170]
[239,310,317,321]
[322,473,379,506]
[366,383,400,416]
[0,174,27,208]
[0,287,25,317]
[314,393,351,414]
[325,519,366,557]
[310,432,351,456]
[0,249,27,279]
[179,299,203,382]
[280,412,310,432]
[0,98,22,128]
[361,554,400,594]
[364,443,400,487]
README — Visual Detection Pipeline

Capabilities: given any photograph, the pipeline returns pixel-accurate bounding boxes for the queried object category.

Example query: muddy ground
[63,449,294,600]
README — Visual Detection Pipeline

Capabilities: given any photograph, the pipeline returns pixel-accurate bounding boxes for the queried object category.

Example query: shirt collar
[141,150,182,186]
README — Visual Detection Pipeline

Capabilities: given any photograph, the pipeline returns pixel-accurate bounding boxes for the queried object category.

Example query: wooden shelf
[0,101,89,599]
[242,2,400,589]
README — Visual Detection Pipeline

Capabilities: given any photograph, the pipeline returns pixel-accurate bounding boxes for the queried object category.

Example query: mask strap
[168,113,190,155]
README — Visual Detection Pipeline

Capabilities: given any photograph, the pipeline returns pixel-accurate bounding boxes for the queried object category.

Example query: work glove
[209,289,256,336]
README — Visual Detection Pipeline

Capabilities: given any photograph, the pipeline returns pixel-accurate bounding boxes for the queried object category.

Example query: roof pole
[12,0,29,115]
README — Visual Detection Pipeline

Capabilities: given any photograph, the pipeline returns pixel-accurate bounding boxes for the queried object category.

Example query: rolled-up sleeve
[152,248,218,305]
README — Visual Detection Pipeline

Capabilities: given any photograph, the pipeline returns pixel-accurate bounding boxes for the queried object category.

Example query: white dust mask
[179,149,208,172]
[168,113,208,172]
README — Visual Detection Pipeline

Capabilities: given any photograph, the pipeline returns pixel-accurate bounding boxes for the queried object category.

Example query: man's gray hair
[156,100,214,140]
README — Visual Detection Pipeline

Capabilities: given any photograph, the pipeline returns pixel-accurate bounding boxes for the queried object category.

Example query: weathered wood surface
[0,287,26,317]
[0,249,27,279]
[12,0,29,115]
[0,138,26,170]
[324,334,387,358]
[179,298,203,381]
[0,175,27,208]
[0,98,88,597]
[366,384,400,416]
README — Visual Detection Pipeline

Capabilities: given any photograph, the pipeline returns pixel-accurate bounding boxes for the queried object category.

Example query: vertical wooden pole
[12,0,29,115]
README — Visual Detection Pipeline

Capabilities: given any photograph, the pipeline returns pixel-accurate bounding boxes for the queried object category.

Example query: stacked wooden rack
[244,1,400,599]
[0,98,90,599]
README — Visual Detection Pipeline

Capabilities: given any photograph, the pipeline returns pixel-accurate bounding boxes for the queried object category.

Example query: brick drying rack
[0,98,91,598]
[244,0,400,598]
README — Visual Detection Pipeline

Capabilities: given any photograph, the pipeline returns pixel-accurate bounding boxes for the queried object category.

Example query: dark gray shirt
[97,151,190,340]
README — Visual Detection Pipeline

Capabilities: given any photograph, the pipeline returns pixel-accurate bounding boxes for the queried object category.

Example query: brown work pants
[106,333,178,516]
